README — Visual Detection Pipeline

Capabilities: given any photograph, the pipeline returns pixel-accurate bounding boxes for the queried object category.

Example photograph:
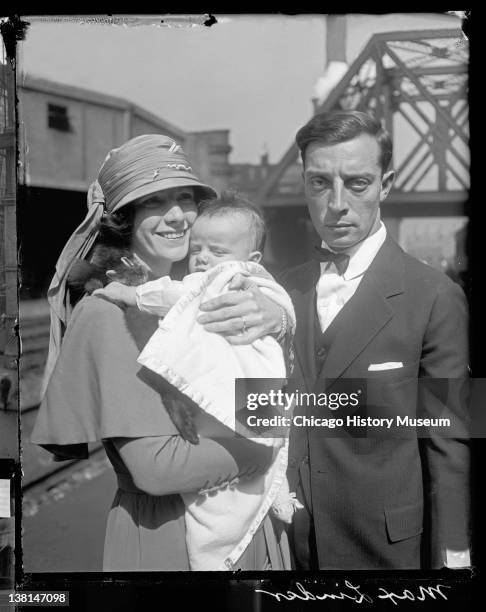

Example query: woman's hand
[197,273,282,345]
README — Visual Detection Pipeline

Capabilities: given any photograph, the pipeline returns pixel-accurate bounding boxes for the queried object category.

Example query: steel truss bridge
[256,28,469,219]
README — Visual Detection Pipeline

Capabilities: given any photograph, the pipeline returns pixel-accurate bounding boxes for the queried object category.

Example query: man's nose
[328,181,347,213]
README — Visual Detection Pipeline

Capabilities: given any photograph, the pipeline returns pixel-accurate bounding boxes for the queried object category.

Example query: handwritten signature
[255,581,451,605]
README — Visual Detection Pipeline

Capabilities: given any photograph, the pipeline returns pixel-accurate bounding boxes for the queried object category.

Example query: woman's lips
[157,229,188,240]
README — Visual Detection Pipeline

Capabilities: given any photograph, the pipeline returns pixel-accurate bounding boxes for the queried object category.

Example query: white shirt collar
[320,221,387,280]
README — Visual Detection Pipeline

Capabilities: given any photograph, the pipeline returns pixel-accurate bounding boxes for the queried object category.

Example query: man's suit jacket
[281,235,470,569]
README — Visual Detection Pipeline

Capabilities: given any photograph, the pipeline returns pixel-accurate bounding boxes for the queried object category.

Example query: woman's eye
[142,198,165,209]
[178,193,194,202]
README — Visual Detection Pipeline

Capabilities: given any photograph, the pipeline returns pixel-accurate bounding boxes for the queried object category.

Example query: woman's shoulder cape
[31,296,179,460]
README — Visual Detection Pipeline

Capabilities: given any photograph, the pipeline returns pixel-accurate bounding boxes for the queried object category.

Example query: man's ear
[380,169,395,202]
[248,251,262,263]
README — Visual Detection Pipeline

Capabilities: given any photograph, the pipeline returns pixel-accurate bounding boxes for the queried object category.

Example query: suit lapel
[319,236,405,381]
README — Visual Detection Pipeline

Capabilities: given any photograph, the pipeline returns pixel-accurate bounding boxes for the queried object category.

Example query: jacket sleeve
[419,277,470,566]
[112,435,273,497]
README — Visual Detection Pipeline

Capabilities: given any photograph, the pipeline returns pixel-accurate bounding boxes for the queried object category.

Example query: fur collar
[67,244,148,297]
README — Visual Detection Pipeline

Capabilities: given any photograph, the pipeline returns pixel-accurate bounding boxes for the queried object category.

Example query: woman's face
[131,186,198,275]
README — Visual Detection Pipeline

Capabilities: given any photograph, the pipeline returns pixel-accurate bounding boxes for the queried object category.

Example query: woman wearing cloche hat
[31,134,288,571]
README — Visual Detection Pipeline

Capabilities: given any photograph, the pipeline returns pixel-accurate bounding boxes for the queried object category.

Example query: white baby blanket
[137,261,298,570]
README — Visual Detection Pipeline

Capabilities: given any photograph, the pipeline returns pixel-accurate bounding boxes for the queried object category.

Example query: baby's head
[188,190,266,273]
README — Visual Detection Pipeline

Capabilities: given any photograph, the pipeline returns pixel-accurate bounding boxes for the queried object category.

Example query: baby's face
[188,214,256,273]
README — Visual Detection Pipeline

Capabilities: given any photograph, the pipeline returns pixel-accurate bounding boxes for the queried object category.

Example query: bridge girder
[256,28,469,218]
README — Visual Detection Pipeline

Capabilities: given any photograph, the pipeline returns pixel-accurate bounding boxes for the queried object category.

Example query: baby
[95,191,301,570]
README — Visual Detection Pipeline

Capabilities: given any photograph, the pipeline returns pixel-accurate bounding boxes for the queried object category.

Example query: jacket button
[288,457,297,468]
[316,348,326,358]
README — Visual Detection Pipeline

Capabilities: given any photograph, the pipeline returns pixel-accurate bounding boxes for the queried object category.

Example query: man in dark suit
[282,110,470,570]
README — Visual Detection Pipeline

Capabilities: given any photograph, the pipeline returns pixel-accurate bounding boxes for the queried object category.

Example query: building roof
[20,74,186,139]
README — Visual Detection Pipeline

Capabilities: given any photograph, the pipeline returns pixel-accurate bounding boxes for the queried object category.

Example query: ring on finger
[240,316,248,333]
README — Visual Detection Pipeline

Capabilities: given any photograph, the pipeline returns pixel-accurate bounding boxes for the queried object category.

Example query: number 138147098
[1,592,69,606]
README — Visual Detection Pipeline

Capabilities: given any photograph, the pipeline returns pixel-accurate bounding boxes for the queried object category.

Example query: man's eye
[212,249,228,256]
[179,192,195,201]
[309,177,327,189]
[348,179,369,191]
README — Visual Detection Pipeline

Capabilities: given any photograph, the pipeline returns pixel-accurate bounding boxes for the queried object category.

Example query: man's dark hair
[198,190,267,252]
[295,110,393,173]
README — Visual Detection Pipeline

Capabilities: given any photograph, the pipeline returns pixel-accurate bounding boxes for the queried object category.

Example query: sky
[18,15,325,164]
[18,13,461,164]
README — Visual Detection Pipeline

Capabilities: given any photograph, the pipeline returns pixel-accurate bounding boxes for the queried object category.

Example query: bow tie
[313,246,350,276]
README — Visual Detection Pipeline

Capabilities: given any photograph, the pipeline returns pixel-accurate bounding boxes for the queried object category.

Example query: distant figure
[0,376,11,410]
[0,517,14,587]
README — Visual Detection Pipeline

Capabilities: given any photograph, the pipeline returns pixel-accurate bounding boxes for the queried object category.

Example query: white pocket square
[368,362,403,371]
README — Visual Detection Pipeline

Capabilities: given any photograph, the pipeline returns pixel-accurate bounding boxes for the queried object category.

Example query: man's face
[303,134,394,251]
